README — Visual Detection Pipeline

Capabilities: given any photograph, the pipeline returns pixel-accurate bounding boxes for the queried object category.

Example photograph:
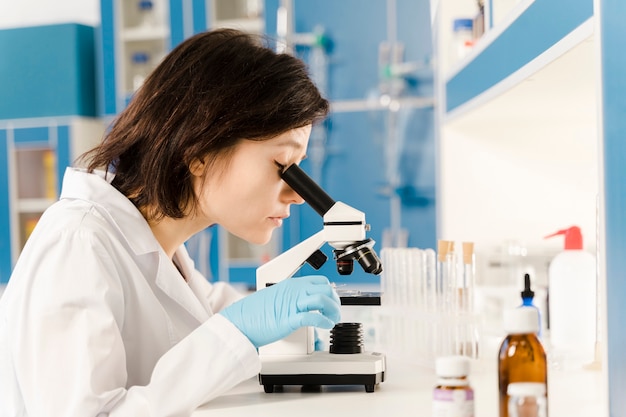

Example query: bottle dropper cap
[503,307,539,334]
[520,273,534,299]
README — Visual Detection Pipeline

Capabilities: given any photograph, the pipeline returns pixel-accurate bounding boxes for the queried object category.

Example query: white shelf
[121,25,169,42]
[16,198,55,213]
[444,21,595,129]
[444,0,537,82]
[213,18,264,34]
[441,0,594,117]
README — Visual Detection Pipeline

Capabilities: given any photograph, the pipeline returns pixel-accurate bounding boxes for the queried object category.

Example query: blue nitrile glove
[220,275,341,348]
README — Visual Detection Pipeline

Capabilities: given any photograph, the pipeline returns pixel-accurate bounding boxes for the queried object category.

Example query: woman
[0,29,341,416]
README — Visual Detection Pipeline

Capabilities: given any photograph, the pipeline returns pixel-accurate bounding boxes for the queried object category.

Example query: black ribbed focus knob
[329,322,363,354]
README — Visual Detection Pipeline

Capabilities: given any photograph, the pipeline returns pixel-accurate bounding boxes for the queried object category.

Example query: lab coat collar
[60,168,210,323]
[59,168,160,256]
[156,249,211,323]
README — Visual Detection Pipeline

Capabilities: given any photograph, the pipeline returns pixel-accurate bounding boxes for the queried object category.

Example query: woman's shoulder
[39,195,160,260]
[26,199,122,254]
[43,197,112,229]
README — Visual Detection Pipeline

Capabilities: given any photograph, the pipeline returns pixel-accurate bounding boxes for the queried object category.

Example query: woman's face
[194,125,311,244]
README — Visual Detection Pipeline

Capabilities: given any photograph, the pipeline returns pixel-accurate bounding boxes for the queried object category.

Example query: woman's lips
[269,217,284,227]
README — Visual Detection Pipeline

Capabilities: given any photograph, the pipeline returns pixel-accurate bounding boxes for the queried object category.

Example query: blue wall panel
[13,127,49,147]
[193,0,208,34]
[292,0,386,102]
[169,0,185,48]
[600,0,626,414]
[264,0,436,286]
[0,130,11,283]
[99,0,117,115]
[56,125,71,195]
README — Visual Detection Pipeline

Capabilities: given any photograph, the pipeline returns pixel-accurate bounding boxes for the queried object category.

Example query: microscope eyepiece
[333,239,383,276]
[280,164,335,217]
[276,164,384,277]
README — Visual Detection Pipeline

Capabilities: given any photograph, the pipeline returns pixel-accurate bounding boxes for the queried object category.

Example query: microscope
[257,163,386,393]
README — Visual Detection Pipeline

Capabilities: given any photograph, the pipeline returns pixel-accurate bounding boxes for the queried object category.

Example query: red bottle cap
[544,226,583,250]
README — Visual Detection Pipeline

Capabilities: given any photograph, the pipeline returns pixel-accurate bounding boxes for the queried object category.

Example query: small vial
[433,355,475,417]
[451,18,475,64]
[508,383,547,417]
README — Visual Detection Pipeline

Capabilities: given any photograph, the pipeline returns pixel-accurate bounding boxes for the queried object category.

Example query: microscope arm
[256,230,327,289]
[256,200,369,289]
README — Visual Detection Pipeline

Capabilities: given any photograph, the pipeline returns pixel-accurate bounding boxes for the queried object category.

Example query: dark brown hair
[83,28,329,221]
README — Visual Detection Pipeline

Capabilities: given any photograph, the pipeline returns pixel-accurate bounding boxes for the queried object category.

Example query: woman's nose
[284,184,305,205]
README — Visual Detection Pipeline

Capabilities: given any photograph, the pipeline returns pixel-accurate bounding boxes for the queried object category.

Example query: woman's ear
[189,158,205,177]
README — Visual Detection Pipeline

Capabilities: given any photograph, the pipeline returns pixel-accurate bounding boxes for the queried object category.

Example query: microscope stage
[259,351,386,393]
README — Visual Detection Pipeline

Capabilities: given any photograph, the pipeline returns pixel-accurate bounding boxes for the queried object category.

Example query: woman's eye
[274,161,286,174]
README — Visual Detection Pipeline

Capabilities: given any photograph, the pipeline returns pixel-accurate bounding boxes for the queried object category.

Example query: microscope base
[259,351,386,393]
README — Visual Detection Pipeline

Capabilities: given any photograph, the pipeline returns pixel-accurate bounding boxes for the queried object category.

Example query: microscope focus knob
[306,249,328,270]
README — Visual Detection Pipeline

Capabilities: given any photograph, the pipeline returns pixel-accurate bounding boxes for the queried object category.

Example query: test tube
[436,240,448,311]
[446,242,458,356]
[446,241,458,312]
[462,241,478,358]
[424,248,437,361]
[424,248,437,312]
[408,248,421,309]
[438,240,457,312]
[437,240,457,356]
[461,242,475,313]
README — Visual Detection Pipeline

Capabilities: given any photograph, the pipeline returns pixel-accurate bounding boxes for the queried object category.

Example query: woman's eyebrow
[277,138,305,150]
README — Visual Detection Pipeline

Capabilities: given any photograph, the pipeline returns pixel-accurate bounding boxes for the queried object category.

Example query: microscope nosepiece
[333,239,383,276]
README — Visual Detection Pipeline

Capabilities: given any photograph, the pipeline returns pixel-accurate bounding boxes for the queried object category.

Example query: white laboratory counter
[192,354,605,416]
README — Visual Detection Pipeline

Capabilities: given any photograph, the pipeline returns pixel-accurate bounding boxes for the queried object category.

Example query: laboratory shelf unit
[435,0,626,414]
[100,0,172,115]
[99,0,265,116]
[435,0,598,253]
[0,118,105,284]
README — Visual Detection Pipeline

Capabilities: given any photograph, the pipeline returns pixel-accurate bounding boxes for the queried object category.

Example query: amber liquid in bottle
[498,333,547,417]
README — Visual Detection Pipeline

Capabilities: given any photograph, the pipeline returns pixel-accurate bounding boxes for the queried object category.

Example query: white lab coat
[0,168,261,417]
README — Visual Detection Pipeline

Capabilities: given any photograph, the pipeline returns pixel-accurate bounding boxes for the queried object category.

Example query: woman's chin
[243,232,273,246]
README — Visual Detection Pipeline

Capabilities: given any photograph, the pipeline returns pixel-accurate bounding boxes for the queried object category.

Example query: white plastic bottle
[545,226,596,366]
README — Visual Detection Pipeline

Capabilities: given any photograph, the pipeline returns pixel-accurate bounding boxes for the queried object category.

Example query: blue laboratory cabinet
[0,24,104,283]
[435,0,626,414]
